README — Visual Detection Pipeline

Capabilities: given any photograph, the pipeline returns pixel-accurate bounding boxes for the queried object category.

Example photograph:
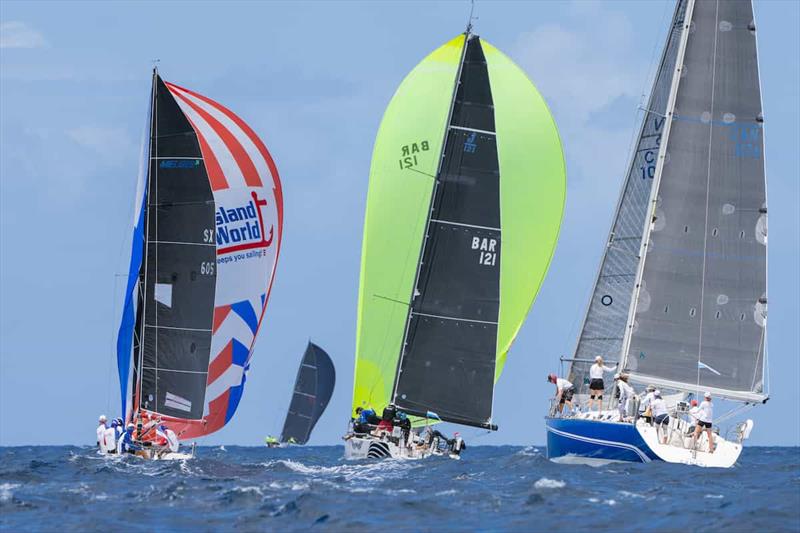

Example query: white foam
[704,494,724,499]
[435,489,457,496]
[0,483,19,502]
[619,490,646,499]
[534,478,566,489]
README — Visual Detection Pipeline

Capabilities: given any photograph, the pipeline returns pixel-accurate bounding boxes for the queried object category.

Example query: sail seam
[449,125,496,136]
[411,311,498,325]
[142,366,207,375]
[144,324,212,332]
[430,218,501,232]
[150,240,216,247]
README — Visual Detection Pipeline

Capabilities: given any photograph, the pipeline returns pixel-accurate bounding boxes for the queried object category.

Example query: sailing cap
[110,419,118,427]
[98,415,107,422]
[126,423,135,430]
[654,389,662,397]
[646,384,656,392]
[595,356,603,362]
[704,391,712,399]
[691,400,698,407]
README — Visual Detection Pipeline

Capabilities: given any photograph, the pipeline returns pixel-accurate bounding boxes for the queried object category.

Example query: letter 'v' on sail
[116,70,283,440]
[352,33,566,428]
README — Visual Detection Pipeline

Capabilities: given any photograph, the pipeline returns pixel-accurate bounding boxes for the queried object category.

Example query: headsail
[352,34,565,428]
[280,342,336,445]
[568,0,689,392]
[624,0,767,402]
[117,72,283,439]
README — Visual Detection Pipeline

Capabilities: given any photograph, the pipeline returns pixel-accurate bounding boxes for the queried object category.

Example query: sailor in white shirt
[548,374,575,414]
[638,385,656,423]
[651,390,670,444]
[588,356,616,411]
[614,374,635,420]
[692,392,715,453]
[96,415,108,451]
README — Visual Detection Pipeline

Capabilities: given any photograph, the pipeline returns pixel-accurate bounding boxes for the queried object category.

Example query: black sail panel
[280,342,336,444]
[393,36,501,428]
[137,76,217,420]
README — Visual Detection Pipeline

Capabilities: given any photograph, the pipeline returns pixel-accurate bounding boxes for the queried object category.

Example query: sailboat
[115,69,283,459]
[545,0,767,468]
[266,342,336,447]
[345,24,565,460]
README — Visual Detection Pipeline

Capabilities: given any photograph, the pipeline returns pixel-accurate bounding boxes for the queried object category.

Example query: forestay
[625,0,767,401]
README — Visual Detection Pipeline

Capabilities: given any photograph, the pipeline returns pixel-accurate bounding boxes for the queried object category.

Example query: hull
[545,415,744,468]
[343,436,460,461]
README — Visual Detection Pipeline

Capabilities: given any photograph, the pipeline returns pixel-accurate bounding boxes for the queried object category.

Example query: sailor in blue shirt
[117,423,141,455]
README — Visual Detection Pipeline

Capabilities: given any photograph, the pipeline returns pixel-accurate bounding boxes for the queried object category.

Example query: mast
[619,0,696,372]
[134,68,159,423]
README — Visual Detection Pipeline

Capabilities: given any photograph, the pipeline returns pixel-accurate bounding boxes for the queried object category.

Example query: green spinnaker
[351,34,565,418]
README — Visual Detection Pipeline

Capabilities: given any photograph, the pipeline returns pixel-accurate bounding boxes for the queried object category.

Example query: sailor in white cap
[96,415,108,450]
[588,355,616,412]
[692,392,715,453]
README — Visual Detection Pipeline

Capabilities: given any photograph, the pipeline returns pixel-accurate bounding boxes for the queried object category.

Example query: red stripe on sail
[165,81,282,232]
[212,306,232,334]
[207,340,233,385]
[168,86,262,188]
[185,116,229,191]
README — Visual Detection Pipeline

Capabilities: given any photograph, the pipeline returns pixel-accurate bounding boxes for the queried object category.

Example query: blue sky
[1,1,797,447]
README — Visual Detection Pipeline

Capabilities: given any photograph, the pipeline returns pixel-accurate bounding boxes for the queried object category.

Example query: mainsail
[116,71,283,440]
[352,33,565,429]
[280,342,336,445]
[625,0,767,401]
[570,0,767,403]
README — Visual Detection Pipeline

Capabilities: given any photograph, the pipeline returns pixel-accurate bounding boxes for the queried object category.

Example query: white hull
[343,436,460,461]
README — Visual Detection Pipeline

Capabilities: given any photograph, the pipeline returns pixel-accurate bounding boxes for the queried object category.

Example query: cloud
[67,125,134,156]
[0,21,48,49]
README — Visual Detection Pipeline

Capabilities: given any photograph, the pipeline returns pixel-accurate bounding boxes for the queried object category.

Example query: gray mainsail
[568,0,688,393]
[624,0,767,402]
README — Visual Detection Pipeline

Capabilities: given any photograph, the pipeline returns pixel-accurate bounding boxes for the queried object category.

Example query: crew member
[96,415,108,450]
[639,385,656,423]
[651,390,670,444]
[693,392,715,454]
[547,374,575,414]
[588,356,616,411]
[117,423,140,455]
[103,419,119,454]
[156,424,179,453]
[615,373,635,421]
[353,406,377,434]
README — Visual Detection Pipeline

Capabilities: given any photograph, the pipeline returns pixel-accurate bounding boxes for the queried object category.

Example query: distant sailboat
[116,69,283,458]
[546,0,767,468]
[267,342,335,447]
[345,25,565,459]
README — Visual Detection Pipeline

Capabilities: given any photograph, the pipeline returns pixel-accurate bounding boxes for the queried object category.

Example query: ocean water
[1,445,798,531]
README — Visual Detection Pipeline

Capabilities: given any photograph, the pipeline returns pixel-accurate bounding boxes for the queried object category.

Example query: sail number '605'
[200,261,215,275]
[472,237,497,266]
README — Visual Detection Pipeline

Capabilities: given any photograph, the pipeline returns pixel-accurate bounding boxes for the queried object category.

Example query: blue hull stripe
[546,425,652,462]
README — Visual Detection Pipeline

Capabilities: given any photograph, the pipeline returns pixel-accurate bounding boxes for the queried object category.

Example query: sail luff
[389,32,471,406]
[620,0,697,371]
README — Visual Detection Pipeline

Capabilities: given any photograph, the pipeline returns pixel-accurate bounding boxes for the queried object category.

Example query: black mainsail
[280,342,336,445]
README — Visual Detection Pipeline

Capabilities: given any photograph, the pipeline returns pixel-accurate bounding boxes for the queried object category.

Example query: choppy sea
[1,445,798,531]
